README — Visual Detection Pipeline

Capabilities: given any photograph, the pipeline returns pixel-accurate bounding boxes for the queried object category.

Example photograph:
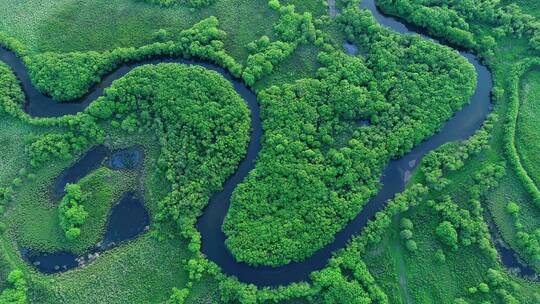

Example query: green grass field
[0,0,277,63]
[517,69,540,188]
[365,206,496,303]
[27,235,194,304]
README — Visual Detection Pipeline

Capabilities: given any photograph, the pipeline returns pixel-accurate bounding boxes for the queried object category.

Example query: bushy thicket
[223,4,475,266]
[87,63,250,250]
[0,32,27,57]
[421,114,497,190]
[23,17,242,103]
[0,63,25,119]
[375,0,540,53]
[0,270,27,304]
[505,201,540,267]
[457,268,524,304]
[242,36,297,86]
[242,1,316,85]
[376,0,476,48]
[25,52,114,102]
[26,116,104,167]
[58,184,89,241]
[428,164,505,260]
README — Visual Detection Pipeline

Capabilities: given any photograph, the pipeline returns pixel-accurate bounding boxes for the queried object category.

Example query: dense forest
[224,31,475,265]
[0,0,539,303]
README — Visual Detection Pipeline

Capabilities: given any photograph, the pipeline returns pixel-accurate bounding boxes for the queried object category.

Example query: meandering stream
[197,0,492,286]
[3,0,527,286]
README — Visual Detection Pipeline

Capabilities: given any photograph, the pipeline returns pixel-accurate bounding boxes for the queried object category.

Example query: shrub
[478,283,489,293]
[436,221,458,250]
[58,184,89,241]
[169,288,189,304]
[400,218,413,230]
[506,202,520,215]
[405,240,417,252]
[435,249,446,263]
[0,269,28,304]
[400,229,413,240]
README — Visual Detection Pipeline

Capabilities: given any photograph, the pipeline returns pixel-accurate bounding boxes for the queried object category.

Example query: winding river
[198,0,492,286]
[1,0,518,286]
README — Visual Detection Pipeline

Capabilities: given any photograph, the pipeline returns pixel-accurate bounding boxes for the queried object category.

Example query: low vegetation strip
[142,0,216,8]
[504,58,540,208]
[515,69,540,188]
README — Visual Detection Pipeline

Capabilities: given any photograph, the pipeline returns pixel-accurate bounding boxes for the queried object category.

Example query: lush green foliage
[435,221,459,250]
[1,0,540,303]
[224,5,476,266]
[377,0,477,48]
[420,114,497,190]
[27,121,104,168]
[25,51,114,102]
[505,201,540,267]
[242,36,297,85]
[23,17,242,103]
[88,63,250,251]
[376,0,540,53]
[0,270,27,304]
[0,63,24,119]
[242,1,316,85]
[58,183,89,240]
[0,32,27,57]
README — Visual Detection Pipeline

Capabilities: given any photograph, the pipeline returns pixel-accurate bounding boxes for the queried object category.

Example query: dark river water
[52,145,144,200]
[22,191,149,273]
[21,146,148,273]
[2,0,532,286]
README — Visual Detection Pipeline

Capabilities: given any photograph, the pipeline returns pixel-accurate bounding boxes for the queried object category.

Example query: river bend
[0,0,496,286]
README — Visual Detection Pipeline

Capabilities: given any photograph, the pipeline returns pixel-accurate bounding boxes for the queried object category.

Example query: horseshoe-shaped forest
[0,0,539,303]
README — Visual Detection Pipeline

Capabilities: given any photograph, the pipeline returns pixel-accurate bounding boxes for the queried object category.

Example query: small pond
[22,192,149,274]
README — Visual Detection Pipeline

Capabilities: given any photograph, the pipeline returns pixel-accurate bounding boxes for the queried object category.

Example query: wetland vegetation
[0,0,540,303]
